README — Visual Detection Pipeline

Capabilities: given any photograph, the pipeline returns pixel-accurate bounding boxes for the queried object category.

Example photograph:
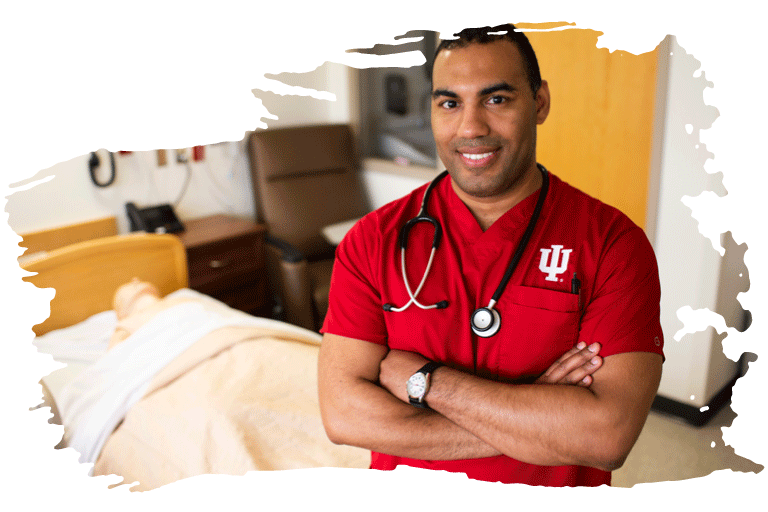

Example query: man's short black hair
[433,24,542,96]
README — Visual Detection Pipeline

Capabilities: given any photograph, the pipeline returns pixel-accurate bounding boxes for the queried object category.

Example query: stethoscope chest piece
[386,165,549,340]
[471,307,501,337]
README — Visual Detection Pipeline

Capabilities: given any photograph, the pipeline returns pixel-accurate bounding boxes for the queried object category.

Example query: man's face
[431,40,550,199]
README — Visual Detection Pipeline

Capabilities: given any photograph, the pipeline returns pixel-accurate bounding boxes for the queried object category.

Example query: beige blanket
[92,320,370,491]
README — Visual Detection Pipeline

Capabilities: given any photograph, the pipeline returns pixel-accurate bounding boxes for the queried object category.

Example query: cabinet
[176,214,270,316]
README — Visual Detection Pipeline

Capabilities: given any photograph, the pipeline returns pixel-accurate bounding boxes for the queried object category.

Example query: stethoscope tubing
[385,246,439,312]
[488,166,550,305]
[383,165,550,337]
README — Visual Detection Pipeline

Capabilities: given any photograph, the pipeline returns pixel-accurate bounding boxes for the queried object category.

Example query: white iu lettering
[539,245,572,282]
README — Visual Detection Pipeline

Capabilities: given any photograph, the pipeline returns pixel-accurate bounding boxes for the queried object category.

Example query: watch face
[407,373,427,399]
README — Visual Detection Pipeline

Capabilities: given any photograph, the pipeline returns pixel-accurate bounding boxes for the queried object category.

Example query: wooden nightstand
[176,214,270,316]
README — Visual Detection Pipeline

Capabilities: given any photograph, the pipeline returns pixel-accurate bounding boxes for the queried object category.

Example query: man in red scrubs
[318,24,664,486]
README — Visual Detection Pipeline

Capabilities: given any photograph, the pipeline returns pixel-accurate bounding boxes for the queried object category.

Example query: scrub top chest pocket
[493,285,581,381]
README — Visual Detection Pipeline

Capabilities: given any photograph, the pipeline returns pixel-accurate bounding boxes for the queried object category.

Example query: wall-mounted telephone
[89,151,116,187]
[125,202,185,234]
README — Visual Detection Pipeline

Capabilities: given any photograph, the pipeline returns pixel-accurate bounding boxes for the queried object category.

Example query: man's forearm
[317,334,501,460]
[321,374,501,460]
[428,366,610,468]
[319,333,613,464]
[424,353,662,471]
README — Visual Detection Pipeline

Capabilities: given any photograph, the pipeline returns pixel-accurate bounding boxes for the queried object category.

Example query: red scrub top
[322,171,664,487]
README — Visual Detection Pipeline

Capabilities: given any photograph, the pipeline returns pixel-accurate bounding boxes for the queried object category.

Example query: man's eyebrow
[479,82,516,96]
[432,88,457,99]
[432,83,517,99]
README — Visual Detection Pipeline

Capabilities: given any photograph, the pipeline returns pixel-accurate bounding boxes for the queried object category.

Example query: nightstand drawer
[177,215,270,316]
[187,234,263,291]
[210,273,268,313]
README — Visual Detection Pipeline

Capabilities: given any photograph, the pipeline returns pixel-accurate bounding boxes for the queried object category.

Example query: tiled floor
[612,405,763,487]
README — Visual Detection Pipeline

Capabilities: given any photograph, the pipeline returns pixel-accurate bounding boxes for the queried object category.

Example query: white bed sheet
[32,288,323,466]
[32,288,269,404]
[34,310,116,408]
[62,300,269,465]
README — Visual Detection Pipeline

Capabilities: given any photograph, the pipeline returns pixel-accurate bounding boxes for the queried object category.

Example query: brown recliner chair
[248,124,372,331]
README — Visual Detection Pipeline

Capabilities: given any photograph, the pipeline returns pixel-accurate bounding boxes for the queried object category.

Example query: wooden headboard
[18,216,119,258]
[21,233,188,335]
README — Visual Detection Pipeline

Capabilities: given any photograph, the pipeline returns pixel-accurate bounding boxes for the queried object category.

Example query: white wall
[6,62,352,237]
[653,37,739,406]
[256,62,352,129]
[7,142,256,235]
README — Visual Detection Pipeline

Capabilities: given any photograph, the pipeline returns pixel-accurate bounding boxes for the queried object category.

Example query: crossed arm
[317,334,662,471]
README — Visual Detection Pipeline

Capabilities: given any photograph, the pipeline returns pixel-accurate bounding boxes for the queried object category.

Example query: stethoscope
[383,164,550,338]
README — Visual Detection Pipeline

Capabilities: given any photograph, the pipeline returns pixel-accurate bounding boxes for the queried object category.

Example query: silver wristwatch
[406,361,444,408]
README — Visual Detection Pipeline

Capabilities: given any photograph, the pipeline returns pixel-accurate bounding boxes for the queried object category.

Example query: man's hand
[535,341,602,387]
[379,342,603,404]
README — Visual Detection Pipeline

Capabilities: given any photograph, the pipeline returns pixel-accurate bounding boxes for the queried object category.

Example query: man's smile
[457,148,500,167]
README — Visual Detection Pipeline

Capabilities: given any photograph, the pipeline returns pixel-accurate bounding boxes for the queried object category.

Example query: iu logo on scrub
[539,245,572,282]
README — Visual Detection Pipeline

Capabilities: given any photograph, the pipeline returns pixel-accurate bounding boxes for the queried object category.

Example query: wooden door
[520,23,660,230]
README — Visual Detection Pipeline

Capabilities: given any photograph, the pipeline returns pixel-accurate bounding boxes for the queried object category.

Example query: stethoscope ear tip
[436,301,449,309]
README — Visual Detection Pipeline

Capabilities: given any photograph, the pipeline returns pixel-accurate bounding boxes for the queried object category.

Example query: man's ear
[536,80,551,125]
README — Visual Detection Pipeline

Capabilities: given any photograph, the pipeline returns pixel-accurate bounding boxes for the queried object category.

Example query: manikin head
[113,278,161,320]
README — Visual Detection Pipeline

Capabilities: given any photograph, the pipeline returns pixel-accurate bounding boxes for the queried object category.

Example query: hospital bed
[21,222,369,491]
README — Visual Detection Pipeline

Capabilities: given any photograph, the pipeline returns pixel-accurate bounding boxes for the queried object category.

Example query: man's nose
[457,104,490,139]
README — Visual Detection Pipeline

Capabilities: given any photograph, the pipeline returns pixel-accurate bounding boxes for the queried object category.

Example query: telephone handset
[89,151,116,187]
[125,202,185,234]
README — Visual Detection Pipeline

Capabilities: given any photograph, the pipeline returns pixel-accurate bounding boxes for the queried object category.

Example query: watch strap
[410,398,430,408]
[408,361,444,408]
[417,360,444,376]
